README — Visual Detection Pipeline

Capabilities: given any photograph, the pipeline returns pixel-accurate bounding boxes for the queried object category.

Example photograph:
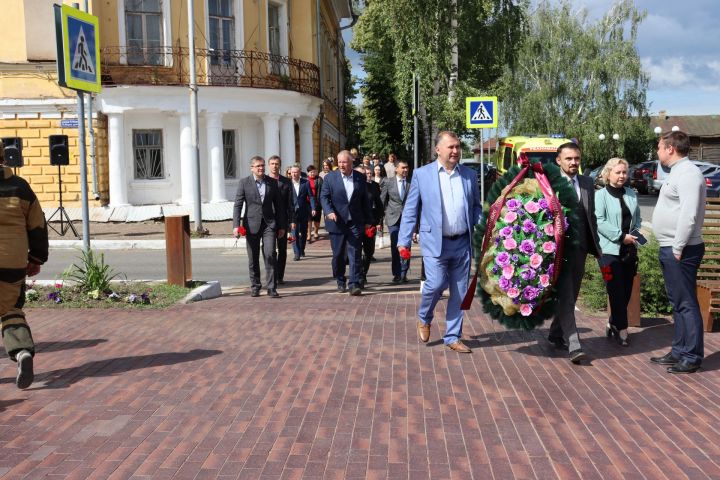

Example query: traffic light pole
[77,89,90,250]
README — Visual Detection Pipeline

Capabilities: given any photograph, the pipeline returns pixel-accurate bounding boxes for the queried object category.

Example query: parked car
[650,160,718,194]
[460,160,497,200]
[628,161,654,194]
[704,171,720,198]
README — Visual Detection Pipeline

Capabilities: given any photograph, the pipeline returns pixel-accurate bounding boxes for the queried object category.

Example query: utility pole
[187,0,203,233]
[413,73,419,170]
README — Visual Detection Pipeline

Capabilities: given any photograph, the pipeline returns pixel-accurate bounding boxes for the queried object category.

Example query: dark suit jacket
[270,174,294,225]
[233,175,287,234]
[576,174,601,257]
[365,181,384,226]
[381,175,409,227]
[291,178,316,223]
[320,170,371,233]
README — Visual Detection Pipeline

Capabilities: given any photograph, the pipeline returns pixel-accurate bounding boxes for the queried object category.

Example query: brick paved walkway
[2,265,720,478]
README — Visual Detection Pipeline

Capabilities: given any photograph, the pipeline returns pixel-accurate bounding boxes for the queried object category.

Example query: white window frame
[205,0,244,54]
[117,0,173,66]
[266,0,288,58]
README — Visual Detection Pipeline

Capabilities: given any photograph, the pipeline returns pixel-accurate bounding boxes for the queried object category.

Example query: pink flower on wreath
[520,304,533,316]
[543,223,554,236]
[542,241,556,253]
[504,211,518,223]
[502,264,515,279]
[524,201,540,214]
[539,274,550,288]
[503,237,517,250]
[507,287,520,299]
[530,253,543,269]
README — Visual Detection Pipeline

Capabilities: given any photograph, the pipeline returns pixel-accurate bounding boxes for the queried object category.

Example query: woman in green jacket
[595,158,642,346]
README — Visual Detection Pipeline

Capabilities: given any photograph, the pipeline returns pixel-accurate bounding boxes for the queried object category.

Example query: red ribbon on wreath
[461,154,566,311]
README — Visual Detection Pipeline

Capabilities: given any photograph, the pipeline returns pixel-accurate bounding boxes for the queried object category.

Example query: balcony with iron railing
[100,46,321,97]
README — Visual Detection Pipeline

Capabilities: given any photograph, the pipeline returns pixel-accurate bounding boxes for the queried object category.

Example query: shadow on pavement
[0,400,25,412]
[0,339,108,358]
[2,349,223,390]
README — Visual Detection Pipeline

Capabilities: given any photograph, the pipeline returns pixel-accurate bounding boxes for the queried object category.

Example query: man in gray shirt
[650,130,706,374]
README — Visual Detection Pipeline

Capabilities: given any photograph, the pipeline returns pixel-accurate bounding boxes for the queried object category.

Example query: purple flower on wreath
[520,239,536,255]
[520,266,536,281]
[495,251,511,267]
[536,230,544,239]
[517,209,526,216]
[500,226,514,237]
[514,225,522,232]
[548,264,555,277]
[492,266,499,274]
[511,254,519,262]
[523,286,539,301]
[498,277,511,290]
[538,198,549,210]
[563,217,570,230]
[494,237,501,245]
[522,219,537,233]
[506,199,521,211]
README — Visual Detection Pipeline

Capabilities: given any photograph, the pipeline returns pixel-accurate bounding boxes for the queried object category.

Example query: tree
[342,59,363,151]
[352,0,525,160]
[495,0,654,166]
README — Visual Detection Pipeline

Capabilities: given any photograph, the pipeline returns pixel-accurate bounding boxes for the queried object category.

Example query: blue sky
[342,0,720,116]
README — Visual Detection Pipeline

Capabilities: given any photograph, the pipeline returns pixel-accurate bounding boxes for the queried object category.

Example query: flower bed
[24,281,190,309]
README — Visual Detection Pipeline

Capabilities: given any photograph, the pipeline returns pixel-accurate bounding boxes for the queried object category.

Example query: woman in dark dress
[306,165,323,242]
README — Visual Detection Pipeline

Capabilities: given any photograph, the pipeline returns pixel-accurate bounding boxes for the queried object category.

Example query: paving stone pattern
[2,280,720,478]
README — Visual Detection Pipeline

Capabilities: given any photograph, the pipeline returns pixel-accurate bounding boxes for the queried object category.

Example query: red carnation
[398,246,411,260]
[365,226,377,238]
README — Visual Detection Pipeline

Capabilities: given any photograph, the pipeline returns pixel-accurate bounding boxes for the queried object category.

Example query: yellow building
[0,0,353,207]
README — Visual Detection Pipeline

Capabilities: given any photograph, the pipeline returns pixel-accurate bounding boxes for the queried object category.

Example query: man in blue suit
[398,131,482,353]
[289,164,316,260]
[321,150,372,296]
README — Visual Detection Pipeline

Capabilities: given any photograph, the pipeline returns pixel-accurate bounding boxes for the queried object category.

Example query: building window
[223,130,236,178]
[208,0,235,65]
[125,0,164,65]
[133,130,164,179]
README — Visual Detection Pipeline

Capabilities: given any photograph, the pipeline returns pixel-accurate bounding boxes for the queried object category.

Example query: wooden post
[165,215,192,286]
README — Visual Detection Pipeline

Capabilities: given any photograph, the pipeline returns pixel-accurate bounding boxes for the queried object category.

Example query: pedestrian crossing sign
[465,96,498,129]
[54,4,101,93]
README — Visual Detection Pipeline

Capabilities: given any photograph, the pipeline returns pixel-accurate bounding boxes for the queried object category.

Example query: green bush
[579,232,672,316]
[63,249,123,294]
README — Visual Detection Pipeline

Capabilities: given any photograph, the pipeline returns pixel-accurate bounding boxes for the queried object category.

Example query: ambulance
[495,134,573,173]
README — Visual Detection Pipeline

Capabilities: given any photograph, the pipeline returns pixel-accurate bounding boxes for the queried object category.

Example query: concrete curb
[181,281,222,303]
[49,238,244,250]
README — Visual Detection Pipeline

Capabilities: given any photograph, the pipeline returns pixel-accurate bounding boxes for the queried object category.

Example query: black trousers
[599,250,638,331]
[361,233,375,279]
[275,232,287,282]
[246,222,277,291]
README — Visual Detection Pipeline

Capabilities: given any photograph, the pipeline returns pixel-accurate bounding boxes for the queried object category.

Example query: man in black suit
[289,164,316,260]
[233,156,287,298]
[381,159,410,283]
[358,166,384,287]
[267,155,293,284]
[548,143,600,364]
[320,150,372,296]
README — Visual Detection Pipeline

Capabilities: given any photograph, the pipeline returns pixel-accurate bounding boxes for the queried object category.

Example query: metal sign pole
[77,88,91,250]
[480,128,484,202]
[187,0,203,233]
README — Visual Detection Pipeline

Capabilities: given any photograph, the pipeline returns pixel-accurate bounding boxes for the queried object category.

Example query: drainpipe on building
[316,0,324,164]
[85,94,100,200]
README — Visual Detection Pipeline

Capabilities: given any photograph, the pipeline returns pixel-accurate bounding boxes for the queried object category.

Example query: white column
[206,113,227,202]
[279,115,296,165]
[107,113,129,206]
[179,113,195,205]
[261,113,280,160]
[298,116,315,171]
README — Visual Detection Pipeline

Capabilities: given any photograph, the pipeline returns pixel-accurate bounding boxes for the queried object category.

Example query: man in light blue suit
[398,131,482,353]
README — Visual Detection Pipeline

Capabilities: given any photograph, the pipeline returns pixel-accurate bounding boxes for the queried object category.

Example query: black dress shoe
[548,335,568,351]
[277,279,285,285]
[293,255,300,261]
[392,276,402,284]
[650,352,679,365]
[400,275,408,283]
[569,349,586,364]
[250,289,260,297]
[667,359,700,374]
[268,289,280,298]
[349,287,362,296]
[337,285,347,293]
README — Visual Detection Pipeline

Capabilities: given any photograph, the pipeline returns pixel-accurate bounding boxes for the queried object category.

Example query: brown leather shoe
[417,322,430,343]
[446,341,471,353]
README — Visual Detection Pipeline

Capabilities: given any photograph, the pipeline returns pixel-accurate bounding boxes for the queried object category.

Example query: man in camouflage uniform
[0,141,48,389]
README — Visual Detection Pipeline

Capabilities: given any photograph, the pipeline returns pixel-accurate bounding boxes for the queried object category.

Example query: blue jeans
[659,243,705,365]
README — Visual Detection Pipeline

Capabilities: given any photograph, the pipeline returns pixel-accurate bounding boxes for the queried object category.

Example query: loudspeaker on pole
[1,137,24,168]
[49,135,70,166]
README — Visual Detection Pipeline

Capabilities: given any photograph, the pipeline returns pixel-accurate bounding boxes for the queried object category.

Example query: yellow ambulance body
[495,135,573,173]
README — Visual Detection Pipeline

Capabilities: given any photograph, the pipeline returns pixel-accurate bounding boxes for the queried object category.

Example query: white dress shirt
[438,164,468,237]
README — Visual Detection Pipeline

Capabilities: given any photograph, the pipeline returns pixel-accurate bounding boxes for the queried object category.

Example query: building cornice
[0,62,57,73]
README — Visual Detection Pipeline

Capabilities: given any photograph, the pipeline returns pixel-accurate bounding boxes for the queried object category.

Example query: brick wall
[0,113,109,207]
